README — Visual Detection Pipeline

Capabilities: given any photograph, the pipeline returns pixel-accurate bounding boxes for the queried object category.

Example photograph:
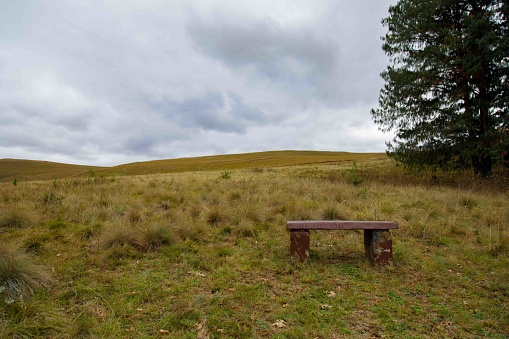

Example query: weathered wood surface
[287,220,398,230]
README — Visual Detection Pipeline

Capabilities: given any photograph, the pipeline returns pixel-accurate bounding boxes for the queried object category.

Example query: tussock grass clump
[23,234,48,253]
[139,222,175,251]
[459,194,479,209]
[76,222,102,240]
[173,220,208,242]
[0,204,37,229]
[232,219,256,237]
[100,220,176,252]
[321,205,349,220]
[100,222,144,250]
[0,244,52,303]
[206,206,226,226]
[126,207,143,224]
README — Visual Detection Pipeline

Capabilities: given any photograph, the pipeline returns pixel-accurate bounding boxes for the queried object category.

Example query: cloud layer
[0,0,393,166]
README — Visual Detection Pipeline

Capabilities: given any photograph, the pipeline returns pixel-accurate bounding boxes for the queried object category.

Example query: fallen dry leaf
[272,319,287,328]
[326,290,336,298]
[321,304,332,310]
[196,319,209,339]
[159,329,169,334]
[189,271,206,277]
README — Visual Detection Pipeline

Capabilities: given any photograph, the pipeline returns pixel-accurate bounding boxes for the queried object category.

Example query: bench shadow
[309,250,368,266]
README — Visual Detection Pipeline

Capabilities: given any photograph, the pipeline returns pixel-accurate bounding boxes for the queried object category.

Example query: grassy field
[1,152,508,338]
[0,159,104,183]
[0,151,385,183]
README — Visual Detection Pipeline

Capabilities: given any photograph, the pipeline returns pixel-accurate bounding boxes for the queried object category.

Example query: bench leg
[290,230,310,262]
[364,230,393,266]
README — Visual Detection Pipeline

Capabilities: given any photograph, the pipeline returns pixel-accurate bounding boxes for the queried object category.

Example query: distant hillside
[103,150,386,176]
[0,159,103,183]
[0,151,387,182]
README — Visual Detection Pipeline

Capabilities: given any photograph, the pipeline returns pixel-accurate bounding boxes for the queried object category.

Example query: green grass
[0,154,508,338]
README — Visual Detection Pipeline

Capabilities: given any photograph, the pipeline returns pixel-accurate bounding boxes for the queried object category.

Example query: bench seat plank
[287,220,398,230]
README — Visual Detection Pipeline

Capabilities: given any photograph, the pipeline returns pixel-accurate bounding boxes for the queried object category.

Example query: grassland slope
[105,150,386,176]
[1,158,507,338]
[1,151,387,182]
[0,159,103,183]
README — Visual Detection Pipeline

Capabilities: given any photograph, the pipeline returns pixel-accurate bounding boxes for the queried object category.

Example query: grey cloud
[150,91,269,134]
[187,16,340,102]
[5,101,91,132]
[227,92,267,122]
[125,133,157,154]
[0,1,394,166]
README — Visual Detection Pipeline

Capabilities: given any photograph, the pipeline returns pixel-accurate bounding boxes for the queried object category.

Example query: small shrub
[0,244,52,303]
[220,171,231,179]
[345,162,364,186]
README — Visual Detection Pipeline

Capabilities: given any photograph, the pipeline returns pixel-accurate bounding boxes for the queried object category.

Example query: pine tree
[372,0,509,178]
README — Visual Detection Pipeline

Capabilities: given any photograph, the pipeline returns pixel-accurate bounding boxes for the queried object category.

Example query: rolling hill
[0,159,104,183]
[0,151,387,182]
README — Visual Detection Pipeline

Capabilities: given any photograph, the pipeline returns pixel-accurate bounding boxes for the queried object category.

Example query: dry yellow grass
[1,154,508,337]
[0,159,103,183]
[107,150,385,176]
[1,151,386,183]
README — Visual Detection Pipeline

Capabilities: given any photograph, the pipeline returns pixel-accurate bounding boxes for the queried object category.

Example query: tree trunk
[472,152,492,178]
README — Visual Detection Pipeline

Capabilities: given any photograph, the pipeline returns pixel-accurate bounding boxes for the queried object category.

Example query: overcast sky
[0,0,395,166]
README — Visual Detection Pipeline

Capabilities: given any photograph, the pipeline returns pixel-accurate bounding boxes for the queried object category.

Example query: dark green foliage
[372,0,509,178]
[220,170,232,179]
[345,161,364,186]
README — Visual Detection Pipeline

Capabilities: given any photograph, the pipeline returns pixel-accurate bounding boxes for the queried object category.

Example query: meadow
[1,152,508,338]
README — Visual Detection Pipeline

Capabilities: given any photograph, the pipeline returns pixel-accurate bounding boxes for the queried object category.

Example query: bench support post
[290,230,310,262]
[364,230,393,266]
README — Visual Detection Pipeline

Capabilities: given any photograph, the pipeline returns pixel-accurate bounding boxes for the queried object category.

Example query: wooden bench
[287,220,399,266]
